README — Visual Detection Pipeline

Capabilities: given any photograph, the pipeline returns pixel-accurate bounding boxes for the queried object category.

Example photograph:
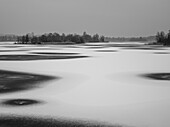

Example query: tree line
[156,30,170,46]
[16,32,105,44]
[0,34,17,42]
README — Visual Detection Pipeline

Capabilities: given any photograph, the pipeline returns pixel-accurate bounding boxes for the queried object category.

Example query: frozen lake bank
[0,42,170,127]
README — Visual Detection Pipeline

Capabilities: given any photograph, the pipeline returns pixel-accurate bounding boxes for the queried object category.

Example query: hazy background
[0,0,170,37]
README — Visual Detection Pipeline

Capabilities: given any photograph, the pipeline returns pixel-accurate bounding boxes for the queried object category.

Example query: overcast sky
[0,0,170,37]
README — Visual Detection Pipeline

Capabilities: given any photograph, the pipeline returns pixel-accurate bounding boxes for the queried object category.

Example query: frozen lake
[0,42,170,127]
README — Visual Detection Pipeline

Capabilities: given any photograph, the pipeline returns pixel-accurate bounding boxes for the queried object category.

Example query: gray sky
[0,0,170,37]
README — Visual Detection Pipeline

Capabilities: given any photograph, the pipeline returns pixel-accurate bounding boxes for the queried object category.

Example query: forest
[16,32,105,44]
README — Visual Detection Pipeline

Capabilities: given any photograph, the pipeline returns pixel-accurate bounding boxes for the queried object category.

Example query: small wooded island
[153,30,170,46]
[149,30,170,46]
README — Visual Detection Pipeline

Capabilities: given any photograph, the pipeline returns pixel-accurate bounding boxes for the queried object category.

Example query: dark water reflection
[0,70,58,94]
[0,54,89,61]
[0,115,122,127]
[0,99,44,107]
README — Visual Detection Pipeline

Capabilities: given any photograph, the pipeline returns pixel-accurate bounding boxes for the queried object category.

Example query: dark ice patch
[123,47,165,50]
[1,46,24,48]
[105,44,140,48]
[153,52,170,54]
[30,52,79,55]
[0,99,43,107]
[0,70,58,94]
[0,50,28,52]
[95,50,117,52]
[0,54,89,61]
[141,73,170,81]
[0,115,123,127]
[85,46,107,49]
